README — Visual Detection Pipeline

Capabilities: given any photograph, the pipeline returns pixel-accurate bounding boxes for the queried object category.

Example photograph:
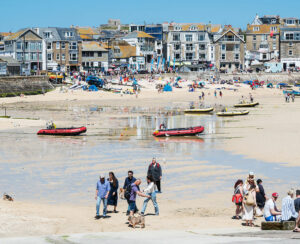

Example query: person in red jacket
[147,158,162,193]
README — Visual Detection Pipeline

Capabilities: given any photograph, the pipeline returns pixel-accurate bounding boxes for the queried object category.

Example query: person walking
[219,90,223,98]
[292,93,295,102]
[232,179,243,219]
[141,175,159,216]
[147,158,162,193]
[95,174,110,219]
[107,172,119,213]
[202,91,205,101]
[128,179,151,216]
[123,170,137,215]
[214,90,217,98]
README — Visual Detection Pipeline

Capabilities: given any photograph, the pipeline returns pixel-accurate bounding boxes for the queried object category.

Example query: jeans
[96,197,107,216]
[141,192,159,214]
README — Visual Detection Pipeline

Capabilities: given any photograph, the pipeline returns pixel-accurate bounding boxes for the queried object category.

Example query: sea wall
[0,76,54,97]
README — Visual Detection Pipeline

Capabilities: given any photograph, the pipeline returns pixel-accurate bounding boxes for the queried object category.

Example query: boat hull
[37,126,87,136]
[217,111,249,117]
[184,108,214,114]
[234,102,259,108]
[153,126,204,137]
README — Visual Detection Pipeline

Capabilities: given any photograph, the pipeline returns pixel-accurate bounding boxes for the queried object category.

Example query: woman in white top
[141,175,159,215]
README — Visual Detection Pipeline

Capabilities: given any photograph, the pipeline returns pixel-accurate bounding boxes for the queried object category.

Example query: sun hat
[100,174,105,178]
[249,171,254,176]
[272,192,279,198]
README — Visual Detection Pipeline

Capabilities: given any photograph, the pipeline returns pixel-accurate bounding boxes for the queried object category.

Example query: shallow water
[0,106,298,205]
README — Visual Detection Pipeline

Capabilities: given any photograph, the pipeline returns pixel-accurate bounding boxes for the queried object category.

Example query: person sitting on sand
[232,179,243,219]
[264,192,281,221]
[281,189,298,222]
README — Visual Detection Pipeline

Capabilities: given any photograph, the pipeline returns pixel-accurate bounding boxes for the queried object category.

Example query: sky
[1,0,300,32]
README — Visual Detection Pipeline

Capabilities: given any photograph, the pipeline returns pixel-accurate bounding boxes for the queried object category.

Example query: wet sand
[0,81,299,237]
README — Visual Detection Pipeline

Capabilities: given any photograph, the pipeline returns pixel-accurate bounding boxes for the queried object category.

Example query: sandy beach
[0,78,299,238]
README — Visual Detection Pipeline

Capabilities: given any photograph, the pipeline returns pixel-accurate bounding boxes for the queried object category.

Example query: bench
[261,221,295,230]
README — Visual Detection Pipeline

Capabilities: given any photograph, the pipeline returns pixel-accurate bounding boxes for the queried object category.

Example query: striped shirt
[281,195,298,221]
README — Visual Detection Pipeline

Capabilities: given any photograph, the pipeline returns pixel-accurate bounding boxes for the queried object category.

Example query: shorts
[265,215,279,221]
[235,202,242,206]
[128,201,136,211]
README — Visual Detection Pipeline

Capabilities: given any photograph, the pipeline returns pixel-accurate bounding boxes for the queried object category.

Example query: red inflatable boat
[37,126,87,136]
[153,126,204,137]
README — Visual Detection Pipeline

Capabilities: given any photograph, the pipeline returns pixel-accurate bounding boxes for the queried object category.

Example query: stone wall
[0,75,54,97]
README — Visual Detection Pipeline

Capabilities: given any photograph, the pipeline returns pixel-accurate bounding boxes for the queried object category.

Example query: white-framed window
[286,19,295,25]
[289,50,293,56]
[198,34,204,41]
[262,53,267,60]
[64,31,74,37]
[211,53,213,59]
[174,43,180,50]
[61,42,65,49]
[253,43,257,50]
[174,25,181,31]
[285,33,294,40]
[62,53,65,60]
[69,53,77,61]
[186,52,194,60]
[114,48,120,54]
[175,53,180,59]
[221,53,226,60]
[173,33,180,41]
[234,44,240,51]
[270,26,277,32]
[56,53,60,60]
[199,53,206,59]
[56,42,60,49]
[69,42,77,50]
[211,46,213,51]
[199,44,205,50]
[253,26,260,31]
[273,43,277,50]
[221,44,226,51]
[289,42,293,47]
[190,25,197,31]
[186,43,193,51]
[261,35,267,41]
[43,32,52,38]
[47,53,52,61]
[185,34,192,42]
[253,35,256,41]
[47,42,52,50]
[235,54,239,60]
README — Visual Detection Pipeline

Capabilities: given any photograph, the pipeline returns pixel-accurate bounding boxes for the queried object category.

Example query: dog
[119,188,125,200]
[128,215,145,228]
[3,193,14,201]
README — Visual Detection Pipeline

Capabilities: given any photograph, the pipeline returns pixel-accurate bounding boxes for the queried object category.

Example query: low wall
[0,76,54,97]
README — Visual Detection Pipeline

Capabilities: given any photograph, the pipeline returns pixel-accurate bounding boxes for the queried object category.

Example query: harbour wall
[0,76,54,97]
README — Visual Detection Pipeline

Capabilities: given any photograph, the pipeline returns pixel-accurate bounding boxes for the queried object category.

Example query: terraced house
[245,15,280,68]
[35,27,82,72]
[213,26,245,72]
[1,29,43,75]
[280,17,300,71]
[166,23,220,71]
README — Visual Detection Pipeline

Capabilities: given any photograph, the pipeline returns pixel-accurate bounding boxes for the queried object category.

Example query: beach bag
[124,184,132,200]
[244,192,255,206]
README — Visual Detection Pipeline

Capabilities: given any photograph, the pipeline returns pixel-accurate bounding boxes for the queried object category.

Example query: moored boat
[37,126,87,136]
[216,110,249,117]
[184,107,214,114]
[153,126,204,137]
[234,102,259,108]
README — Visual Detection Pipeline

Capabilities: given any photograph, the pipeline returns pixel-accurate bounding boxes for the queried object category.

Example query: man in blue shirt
[95,174,110,219]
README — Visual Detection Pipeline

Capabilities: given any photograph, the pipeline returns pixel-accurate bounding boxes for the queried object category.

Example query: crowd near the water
[94,158,162,227]
[233,172,300,232]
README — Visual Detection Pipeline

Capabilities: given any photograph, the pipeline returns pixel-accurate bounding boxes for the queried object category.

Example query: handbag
[244,191,255,206]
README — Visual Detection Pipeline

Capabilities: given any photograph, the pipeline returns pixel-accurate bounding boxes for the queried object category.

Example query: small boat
[217,110,249,117]
[153,126,204,137]
[184,107,214,114]
[37,126,87,136]
[234,102,259,108]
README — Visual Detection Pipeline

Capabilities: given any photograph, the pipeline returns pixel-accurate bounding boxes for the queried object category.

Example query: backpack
[124,184,132,200]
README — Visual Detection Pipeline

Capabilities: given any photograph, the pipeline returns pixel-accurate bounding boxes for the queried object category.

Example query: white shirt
[143,182,157,194]
[264,199,275,218]
[282,195,298,221]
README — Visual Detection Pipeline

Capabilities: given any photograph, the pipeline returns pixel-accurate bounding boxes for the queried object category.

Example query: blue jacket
[123,176,136,189]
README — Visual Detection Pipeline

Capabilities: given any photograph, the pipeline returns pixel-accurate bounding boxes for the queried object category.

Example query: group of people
[94,158,162,220]
[233,172,300,232]
[285,92,295,103]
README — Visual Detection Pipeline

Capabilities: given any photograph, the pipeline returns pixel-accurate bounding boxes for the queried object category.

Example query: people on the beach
[219,91,223,98]
[232,179,243,219]
[243,184,256,226]
[214,90,217,98]
[95,174,110,219]
[147,158,162,193]
[264,192,281,221]
[123,170,137,215]
[243,172,258,195]
[141,175,159,216]
[107,172,119,213]
[281,189,298,221]
[294,190,300,232]
[256,179,266,211]
[128,179,151,216]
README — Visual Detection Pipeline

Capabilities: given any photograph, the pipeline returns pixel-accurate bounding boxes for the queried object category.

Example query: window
[16,42,22,50]
[56,42,60,49]
[173,33,180,41]
[43,32,52,38]
[114,48,120,54]
[235,54,239,60]
[273,43,277,50]
[186,44,193,51]
[186,52,194,60]
[261,35,267,41]
[285,33,294,40]
[286,19,295,25]
[270,26,277,32]
[253,43,256,50]
[62,54,65,60]
[97,52,102,57]
[295,33,300,40]
[211,46,213,51]
[138,38,143,43]
[253,26,260,31]
[289,50,293,56]
[234,44,240,51]
[262,53,267,60]
[69,42,77,50]
[47,42,52,50]
[64,31,74,37]
[175,53,180,59]
[199,44,205,50]
[61,42,65,49]
[174,44,180,50]
[56,53,60,60]
[253,35,256,41]
[211,53,213,59]
[47,53,52,61]
[221,53,226,60]
[221,44,226,51]
[174,25,181,31]
[69,53,77,61]
[190,25,197,31]
[289,42,293,47]
[185,34,192,42]
[198,34,204,41]
[199,53,206,59]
